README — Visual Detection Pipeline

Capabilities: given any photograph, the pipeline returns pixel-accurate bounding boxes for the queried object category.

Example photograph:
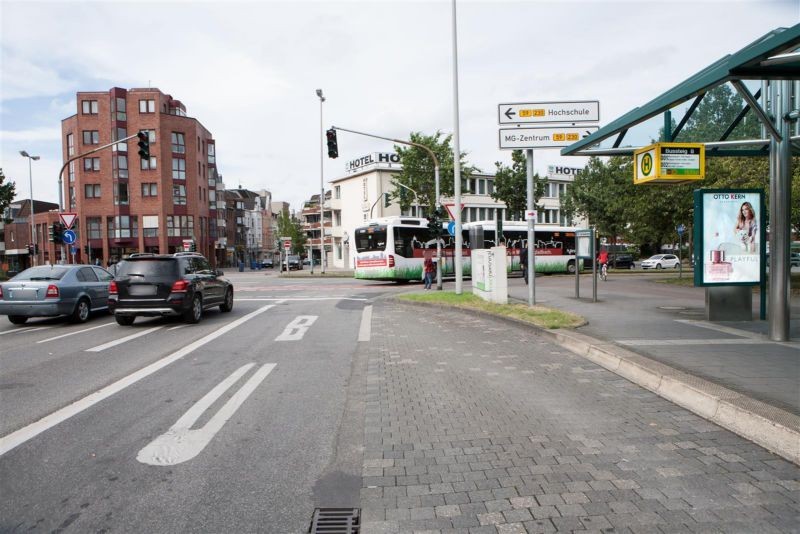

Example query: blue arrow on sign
[677,224,685,236]
[62,229,77,244]
[447,221,456,236]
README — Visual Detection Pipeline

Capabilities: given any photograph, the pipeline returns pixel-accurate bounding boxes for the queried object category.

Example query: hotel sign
[346,152,401,173]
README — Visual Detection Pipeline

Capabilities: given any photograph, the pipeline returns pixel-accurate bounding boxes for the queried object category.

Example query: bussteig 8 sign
[634,142,705,184]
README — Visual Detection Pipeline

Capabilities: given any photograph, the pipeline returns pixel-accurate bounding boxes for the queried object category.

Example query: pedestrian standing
[423,253,435,290]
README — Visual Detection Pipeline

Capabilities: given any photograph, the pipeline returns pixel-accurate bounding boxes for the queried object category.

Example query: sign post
[499,99,599,306]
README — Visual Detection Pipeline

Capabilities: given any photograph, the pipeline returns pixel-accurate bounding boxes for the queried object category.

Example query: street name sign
[499,126,599,150]
[498,101,599,125]
[60,212,77,229]
[634,142,705,184]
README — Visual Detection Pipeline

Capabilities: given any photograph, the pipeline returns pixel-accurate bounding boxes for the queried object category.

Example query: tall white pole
[318,90,326,274]
[526,149,535,306]
[451,0,463,294]
[28,157,36,267]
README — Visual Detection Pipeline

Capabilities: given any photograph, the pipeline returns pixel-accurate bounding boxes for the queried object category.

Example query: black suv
[108,253,233,325]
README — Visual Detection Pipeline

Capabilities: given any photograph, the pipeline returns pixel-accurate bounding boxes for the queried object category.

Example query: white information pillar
[471,246,508,304]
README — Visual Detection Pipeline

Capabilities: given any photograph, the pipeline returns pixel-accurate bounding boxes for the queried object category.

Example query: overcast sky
[1,0,796,212]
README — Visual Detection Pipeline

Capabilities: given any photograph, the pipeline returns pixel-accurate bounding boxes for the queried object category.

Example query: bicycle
[600,262,608,281]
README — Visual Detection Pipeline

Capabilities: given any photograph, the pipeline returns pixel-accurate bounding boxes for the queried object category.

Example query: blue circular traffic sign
[62,229,77,244]
[447,221,455,236]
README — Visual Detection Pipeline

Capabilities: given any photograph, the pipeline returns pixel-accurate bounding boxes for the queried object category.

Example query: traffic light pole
[57,132,140,263]
[332,126,442,290]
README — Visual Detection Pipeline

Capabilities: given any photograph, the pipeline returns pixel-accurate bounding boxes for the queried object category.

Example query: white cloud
[1,0,796,210]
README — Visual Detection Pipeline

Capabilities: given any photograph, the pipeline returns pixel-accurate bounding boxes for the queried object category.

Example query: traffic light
[27,243,34,255]
[84,245,90,255]
[189,241,197,252]
[137,131,150,161]
[52,222,63,244]
[326,128,338,159]
[383,193,391,208]
[427,213,439,240]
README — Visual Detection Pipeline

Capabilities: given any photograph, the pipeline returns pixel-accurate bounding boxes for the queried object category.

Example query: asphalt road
[0,271,400,533]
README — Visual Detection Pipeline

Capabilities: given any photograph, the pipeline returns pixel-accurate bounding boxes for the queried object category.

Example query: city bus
[353,217,581,282]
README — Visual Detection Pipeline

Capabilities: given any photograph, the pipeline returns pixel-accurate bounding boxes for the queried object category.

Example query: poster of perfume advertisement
[702,191,762,284]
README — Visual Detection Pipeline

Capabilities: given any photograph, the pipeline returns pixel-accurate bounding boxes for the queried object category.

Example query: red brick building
[61,87,220,265]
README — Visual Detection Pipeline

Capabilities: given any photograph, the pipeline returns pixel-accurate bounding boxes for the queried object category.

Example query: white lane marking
[137,362,276,466]
[85,327,162,352]
[237,297,368,301]
[0,326,53,336]
[0,305,275,457]
[167,325,187,331]
[37,322,114,344]
[275,315,318,341]
[358,305,373,342]
[674,319,800,350]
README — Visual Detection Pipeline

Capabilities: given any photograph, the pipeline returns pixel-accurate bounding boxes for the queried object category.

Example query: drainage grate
[309,508,360,534]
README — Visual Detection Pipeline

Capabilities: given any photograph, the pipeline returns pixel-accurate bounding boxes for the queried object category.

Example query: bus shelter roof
[562,23,800,158]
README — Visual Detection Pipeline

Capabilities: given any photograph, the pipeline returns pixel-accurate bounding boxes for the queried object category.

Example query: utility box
[472,246,508,304]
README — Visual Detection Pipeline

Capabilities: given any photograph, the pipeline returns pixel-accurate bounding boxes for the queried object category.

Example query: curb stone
[392,296,800,466]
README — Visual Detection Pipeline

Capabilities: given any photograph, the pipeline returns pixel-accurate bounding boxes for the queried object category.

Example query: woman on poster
[734,201,758,253]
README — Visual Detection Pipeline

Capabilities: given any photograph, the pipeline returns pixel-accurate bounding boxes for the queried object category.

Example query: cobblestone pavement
[359,301,800,533]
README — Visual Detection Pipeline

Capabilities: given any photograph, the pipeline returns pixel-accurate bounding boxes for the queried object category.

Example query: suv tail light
[171,280,189,293]
[45,284,59,298]
[109,281,118,295]
[388,255,395,268]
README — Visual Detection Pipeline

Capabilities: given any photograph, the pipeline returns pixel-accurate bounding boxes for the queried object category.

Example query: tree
[491,150,546,220]
[276,211,307,255]
[0,168,15,219]
[391,131,479,212]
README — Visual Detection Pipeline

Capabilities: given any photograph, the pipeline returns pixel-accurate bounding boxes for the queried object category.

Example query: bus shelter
[563,24,800,341]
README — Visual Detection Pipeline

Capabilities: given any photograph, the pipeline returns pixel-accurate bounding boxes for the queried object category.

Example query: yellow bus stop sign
[634,142,705,184]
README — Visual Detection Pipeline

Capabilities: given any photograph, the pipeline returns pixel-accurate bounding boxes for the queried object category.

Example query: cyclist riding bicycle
[597,249,609,280]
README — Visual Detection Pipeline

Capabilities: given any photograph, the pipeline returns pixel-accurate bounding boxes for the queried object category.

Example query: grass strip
[397,291,586,330]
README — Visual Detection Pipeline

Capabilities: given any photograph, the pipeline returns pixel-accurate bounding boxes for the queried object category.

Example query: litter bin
[238,261,244,272]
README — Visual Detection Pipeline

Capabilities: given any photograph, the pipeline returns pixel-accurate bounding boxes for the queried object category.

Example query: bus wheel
[567,260,576,274]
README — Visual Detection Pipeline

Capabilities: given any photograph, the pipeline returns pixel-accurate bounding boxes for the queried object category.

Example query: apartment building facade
[61,87,220,265]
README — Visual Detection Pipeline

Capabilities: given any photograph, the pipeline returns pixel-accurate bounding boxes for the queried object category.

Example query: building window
[362,178,368,201]
[116,155,128,179]
[138,129,157,143]
[207,143,215,164]
[84,184,101,198]
[67,133,75,156]
[171,132,185,154]
[141,183,158,197]
[141,156,157,170]
[173,184,187,205]
[82,130,99,145]
[172,158,186,179]
[115,97,126,121]
[139,99,155,113]
[115,127,127,152]
[114,183,129,205]
[478,180,486,195]
[167,215,194,237]
[142,215,159,237]
[69,187,76,209]
[81,100,98,114]
[487,181,494,195]
[335,185,341,199]
[87,217,101,239]
[83,158,100,171]
[68,161,75,183]
[559,183,568,197]
[108,215,137,238]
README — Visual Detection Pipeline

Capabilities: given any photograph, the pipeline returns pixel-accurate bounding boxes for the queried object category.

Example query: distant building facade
[60,87,220,265]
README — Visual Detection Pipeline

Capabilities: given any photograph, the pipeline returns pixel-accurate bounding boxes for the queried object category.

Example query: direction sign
[499,126,599,150]
[525,210,538,221]
[60,212,77,229]
[62,229,77,245]
[499,101,599,125]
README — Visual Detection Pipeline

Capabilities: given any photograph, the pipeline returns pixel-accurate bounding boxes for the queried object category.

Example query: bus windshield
[355,225,387,253]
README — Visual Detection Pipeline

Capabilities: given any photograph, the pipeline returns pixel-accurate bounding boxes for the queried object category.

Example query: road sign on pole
[499,126,599,150]
[60,212,77,229]
[443,203,464,220]
[62,229,76,245]
[498,101,600,125]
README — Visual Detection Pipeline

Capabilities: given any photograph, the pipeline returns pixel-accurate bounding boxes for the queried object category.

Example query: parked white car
[640,254,680,270]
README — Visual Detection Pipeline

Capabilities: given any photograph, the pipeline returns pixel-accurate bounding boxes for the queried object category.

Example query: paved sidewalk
[359,301,800,533]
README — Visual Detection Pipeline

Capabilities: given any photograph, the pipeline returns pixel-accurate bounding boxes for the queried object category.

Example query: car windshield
[115,259,177,278]
[648,255,665,260]
[13,266,69,281]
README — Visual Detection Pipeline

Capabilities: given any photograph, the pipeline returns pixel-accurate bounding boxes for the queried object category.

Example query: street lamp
[20,151,40,267]
[316,88,326,274]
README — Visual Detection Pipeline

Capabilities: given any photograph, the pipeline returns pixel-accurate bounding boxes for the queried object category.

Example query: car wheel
[184,294,202,324]
[71,298,91,323]
[8,315,28,325]
[674,263,680,269]
[656,263,663,270]
[115,315,135,326]
[220,288,234,312]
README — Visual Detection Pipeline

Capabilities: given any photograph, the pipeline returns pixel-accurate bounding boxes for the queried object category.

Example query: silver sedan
[0,264,114,325]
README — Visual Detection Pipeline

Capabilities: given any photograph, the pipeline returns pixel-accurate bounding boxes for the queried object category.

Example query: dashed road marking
[37,322,114,344]
[0,326,53,336]
[85,327,162,352]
